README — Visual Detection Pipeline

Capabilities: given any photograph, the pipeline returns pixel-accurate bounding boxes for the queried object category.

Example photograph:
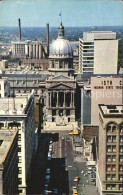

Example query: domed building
[44,23,77,131]
[48,22,74,76]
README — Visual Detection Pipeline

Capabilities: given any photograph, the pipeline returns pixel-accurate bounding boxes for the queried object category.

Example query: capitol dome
[49,23,73,58]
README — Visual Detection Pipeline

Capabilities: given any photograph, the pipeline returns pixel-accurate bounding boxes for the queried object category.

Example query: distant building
[0,60,8,69]
[0,77,10,97]
[97,104,123,195]
[12,41,29,58]
[91,76,122,126]
[11,40,48,60]
[0,94,36,195]
[0,129,18,195]
[79,31,118,74]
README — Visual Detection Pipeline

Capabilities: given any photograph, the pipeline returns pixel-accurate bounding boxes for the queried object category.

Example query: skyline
[0,0,123,27]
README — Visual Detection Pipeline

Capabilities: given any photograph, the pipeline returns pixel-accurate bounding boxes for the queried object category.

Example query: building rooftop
[99,104,123,117]
[82,31,116,41]
[0,129,18,166]
[0,95,32,116]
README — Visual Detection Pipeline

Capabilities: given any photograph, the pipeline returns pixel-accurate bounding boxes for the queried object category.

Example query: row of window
[107,136,123,143]
[106,174,123,181]
[107,145,123,153]
[107,155,123,162]
[107,123,123,133]
[106,184,123,190]
[107,164,123,172]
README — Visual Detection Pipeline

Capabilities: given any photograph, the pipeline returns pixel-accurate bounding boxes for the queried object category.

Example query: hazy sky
[0,0,123,27]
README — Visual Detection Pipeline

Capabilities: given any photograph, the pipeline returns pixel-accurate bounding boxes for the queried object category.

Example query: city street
[27,131,98,195]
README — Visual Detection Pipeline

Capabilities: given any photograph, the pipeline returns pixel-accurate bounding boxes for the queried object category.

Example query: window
[112,175,116,181]
[119,175,123,181]
[119,155,123,162]
[107,165,111,171]
[112,146,116,152]
[119,146,123,153]
[107,136,111,142]
[106,174,111,180]
[119,185,123,190]
[107,155,111,162]
[107,126,111,132]
[119,165,123,171]
[18,156,22,163]
[19,167,22,174]
[107,146,111,152]
[18,134,21,141]
[112,136,116,142]
[112,165,116,172]
[112,185,116,190]
[112,155,116,162]
[18,178,22,185]
[120,136,123,143]
[18,146,21,152]
[112,126,116,132]
[120,124,123,133]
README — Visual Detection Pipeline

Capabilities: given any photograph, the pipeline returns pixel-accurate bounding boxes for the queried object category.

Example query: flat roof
[0,129,18,166]
[99,104,123,117]
[0,96,31,116]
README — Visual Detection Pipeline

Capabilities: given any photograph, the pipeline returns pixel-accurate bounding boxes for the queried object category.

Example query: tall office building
[96,104,123,195]
[79,31,118,74]
[0,94,36,195]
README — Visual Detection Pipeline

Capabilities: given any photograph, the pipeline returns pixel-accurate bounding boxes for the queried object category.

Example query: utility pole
[81,88,83,137]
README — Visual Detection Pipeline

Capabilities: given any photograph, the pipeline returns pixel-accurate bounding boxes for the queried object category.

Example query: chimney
[46,23,49,56]
[18,18,21,41]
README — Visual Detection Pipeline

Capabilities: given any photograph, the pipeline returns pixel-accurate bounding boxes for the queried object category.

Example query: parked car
[53,188,58,194]
[69,130,80,135]
[46,168,50,174]
[74,176,80,182]
[44,184,48,190]
[45,175,50,183]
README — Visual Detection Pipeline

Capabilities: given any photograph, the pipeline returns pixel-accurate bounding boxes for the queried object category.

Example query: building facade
[0,129,18,195]
[97,104,123,195]
[42,23,78,131]
[91,76,122,126]
[79,31,118,74]
[0,94,36,195]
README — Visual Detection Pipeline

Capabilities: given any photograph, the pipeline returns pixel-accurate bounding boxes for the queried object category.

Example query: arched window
[106,123,117,133]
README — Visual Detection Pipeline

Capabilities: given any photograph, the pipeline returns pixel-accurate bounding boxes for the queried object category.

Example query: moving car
[74,176,80,182]
[69,130,80,135]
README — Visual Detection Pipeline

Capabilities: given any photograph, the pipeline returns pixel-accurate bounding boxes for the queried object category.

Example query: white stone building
[0,93,36,195]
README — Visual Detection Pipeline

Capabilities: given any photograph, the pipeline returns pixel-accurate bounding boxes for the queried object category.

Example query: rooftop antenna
[59,11,62,23]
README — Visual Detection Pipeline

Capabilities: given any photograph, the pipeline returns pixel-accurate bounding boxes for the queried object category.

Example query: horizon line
[0,25,123,28]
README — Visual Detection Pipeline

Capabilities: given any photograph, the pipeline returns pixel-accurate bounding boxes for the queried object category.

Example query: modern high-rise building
[96,104,123,195]
[79,31,118,74]
[0,93,36,195]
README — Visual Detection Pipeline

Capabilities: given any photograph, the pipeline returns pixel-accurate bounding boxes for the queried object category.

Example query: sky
[0,0,123,27]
